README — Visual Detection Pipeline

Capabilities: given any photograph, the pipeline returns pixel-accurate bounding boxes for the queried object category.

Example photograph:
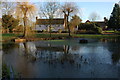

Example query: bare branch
[39,2,60,19]
[88,12,101,21]
[2,1,16,15]
[61,2,79,16]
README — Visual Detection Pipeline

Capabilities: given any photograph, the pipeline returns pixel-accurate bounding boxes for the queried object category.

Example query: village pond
[2,37,120,78]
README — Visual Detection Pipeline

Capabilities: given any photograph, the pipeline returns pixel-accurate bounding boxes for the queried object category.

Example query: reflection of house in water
[35,17,66,32]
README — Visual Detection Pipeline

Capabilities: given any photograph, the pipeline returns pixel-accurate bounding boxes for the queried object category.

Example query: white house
[35,17,66,32]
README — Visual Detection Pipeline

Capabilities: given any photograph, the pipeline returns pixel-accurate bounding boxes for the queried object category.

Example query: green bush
[78,23,102,34]
[97,27,102,34]
[93,24,102,34]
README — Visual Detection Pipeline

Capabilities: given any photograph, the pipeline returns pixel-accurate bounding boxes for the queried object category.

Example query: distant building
[90,21,106,28]
[85,20,107,30]
[35,17,66,32]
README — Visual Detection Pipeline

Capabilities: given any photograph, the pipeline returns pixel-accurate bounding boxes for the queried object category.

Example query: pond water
[2,38,120,78]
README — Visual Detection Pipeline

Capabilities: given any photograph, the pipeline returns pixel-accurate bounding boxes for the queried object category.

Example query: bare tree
[61,2,78,37]
[16,1,37,38]
[2,1,16,15]
[39,2,60,19]
[39,2,60,37]
[88,12,100,21]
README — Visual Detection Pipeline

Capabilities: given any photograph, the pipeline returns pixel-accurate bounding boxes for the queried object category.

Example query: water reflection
[2,42,17,54]
[18,41,113,66]
[100,38,120,43]
[2,38,120,78]
[19,42,37,62]
[112,53,120,65]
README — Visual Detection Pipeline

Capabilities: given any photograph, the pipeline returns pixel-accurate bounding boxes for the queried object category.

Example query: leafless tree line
[1,1,81,37]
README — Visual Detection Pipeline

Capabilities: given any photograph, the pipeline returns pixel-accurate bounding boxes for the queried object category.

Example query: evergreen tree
[108,3,120,30]
[2,15,19,33]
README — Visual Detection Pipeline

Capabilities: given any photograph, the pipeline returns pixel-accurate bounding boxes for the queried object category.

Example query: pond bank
[2,33,120,42]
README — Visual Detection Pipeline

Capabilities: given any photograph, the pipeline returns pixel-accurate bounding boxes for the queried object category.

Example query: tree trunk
[23,16,27,38]
[63,45,70,54]
[50,25,51,37]
[64,14,67,30]
[49,18,52,37]
[6,28,9,33]
[67,13,71,37]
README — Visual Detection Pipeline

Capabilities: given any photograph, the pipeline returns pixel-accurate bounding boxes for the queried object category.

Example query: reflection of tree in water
[36,44,87,68]
[112,53,120,64]
[111,47,120,64]
[105,37,120,64]
[3,42,18,54]
[100,38,120,43]
[71,46,80,51]
[19,42,89,68]
[19,42,37,62]
[59,45,75,64]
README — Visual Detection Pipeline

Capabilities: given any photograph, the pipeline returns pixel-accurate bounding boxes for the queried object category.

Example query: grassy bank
[72,34,120,38]
[2,33,21,41]
[1,33,120,41]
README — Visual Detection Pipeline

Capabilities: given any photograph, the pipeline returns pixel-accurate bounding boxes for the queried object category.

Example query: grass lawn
[72,34,120,38]
[103,30,120,34]
[103,30,115,33]
[35,33,68,38]
[2,33,22,41]
[115,31,120,34]
[1,33,120,41]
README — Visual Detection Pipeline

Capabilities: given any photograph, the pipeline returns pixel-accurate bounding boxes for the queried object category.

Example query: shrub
[78,23,102,34]
[58,29,62,33]
[94,27,102,34]
[2,15,19,33]
[61,31,68,33]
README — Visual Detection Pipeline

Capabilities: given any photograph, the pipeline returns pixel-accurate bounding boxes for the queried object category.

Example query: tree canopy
[2,15,19,33]
[39,2,60,19]
[108,3,120,30]
[16,2,37,37]
[69,15,82,32]
[61,2,79,36]
[2,1,16,15]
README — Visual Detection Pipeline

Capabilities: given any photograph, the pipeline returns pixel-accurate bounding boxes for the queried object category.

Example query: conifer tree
[108,3,120,30]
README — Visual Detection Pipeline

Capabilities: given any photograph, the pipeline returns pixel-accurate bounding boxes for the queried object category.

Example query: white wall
[35,24,65,31]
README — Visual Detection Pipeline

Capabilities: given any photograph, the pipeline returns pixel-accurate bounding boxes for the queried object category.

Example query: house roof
[86,21,106,27]
[90,21,104,23]
[36,18,64,25]
[91,21,106,27]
